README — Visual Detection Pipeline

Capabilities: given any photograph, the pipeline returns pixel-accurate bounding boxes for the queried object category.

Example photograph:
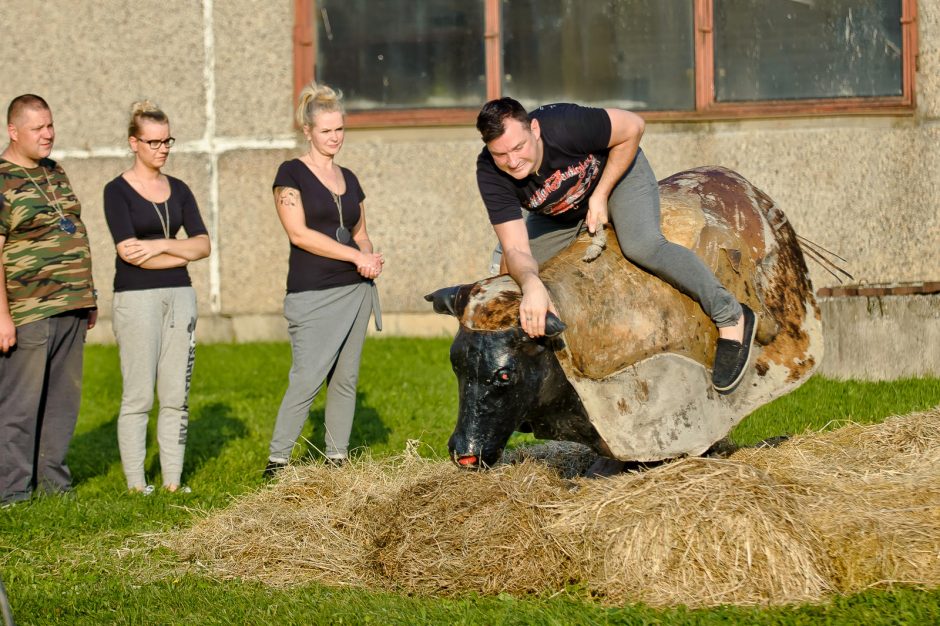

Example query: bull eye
[493,367,513,386]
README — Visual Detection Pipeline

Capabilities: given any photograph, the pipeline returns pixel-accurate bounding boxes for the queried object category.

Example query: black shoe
[263,460,288,480]
[324,456,347,468]
[712,304,757,395]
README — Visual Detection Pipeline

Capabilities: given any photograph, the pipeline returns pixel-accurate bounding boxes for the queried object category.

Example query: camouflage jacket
[0,157,96,326]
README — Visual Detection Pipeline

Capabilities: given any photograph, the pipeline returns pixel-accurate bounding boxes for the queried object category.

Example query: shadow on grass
[300,391,390,459]
[68,413,121,483]
[177,402,249,480]
[68,402,248,486]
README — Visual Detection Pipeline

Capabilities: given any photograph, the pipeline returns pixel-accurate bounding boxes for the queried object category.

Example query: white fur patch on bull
[460,275,521,331]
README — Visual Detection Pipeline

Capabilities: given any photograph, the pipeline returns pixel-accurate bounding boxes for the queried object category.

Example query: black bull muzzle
[447,389,520,469]
[424,284,568,470]
[444,327,568,470]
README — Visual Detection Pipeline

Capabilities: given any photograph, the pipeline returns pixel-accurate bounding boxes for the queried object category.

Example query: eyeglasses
[135,136,176,149]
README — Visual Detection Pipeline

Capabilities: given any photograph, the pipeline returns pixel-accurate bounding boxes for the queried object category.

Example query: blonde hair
[296,82,344,128]
[128,100,169,137]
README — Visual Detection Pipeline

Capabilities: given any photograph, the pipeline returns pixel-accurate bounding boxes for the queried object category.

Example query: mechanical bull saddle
[426,167,823,468]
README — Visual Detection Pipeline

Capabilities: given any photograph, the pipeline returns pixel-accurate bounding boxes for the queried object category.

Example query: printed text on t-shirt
[526,155,601,216]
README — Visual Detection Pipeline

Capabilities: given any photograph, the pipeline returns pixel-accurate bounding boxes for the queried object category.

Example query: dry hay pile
[168,407,940,608]
[731,408,940,594]
[550,457,834,607]
[365,459,574,594]
[172,444,577,593]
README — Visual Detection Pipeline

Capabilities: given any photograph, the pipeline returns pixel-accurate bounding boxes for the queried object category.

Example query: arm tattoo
[275,187,301,209]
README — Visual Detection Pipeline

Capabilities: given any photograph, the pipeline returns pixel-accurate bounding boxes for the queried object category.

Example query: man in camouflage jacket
[0,94,97,505]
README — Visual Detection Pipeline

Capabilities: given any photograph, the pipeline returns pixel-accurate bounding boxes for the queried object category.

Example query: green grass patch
[731,375,940,445]
[1,339,939,624]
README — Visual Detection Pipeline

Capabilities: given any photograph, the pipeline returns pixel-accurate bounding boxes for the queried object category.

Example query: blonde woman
[103,101,210,493]
[265,83,383,477]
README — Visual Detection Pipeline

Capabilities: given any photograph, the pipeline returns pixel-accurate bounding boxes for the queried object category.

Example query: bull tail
[797,235,854,283]
[581,225,608,263]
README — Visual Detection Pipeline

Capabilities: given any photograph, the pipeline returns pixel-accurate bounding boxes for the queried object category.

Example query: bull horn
[545,312,567,337]
[515,312,567,340]
[424,284,472,318]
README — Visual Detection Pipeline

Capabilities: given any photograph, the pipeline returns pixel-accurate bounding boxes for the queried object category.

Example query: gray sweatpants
[0,311,87,504]
[268,282,375,462]
[112,287,197,489]
[495,149,742,327]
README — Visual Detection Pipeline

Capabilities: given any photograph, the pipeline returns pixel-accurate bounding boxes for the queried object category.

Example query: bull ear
[424,284,471,318]
[545,312,567,337]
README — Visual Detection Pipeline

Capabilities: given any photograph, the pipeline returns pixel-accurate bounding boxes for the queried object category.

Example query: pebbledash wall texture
[1,1,938,378]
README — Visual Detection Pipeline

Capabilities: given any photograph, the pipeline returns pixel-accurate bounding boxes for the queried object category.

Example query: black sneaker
[263,460,288,480]
[712,304,757,395]
[325,456,348,468]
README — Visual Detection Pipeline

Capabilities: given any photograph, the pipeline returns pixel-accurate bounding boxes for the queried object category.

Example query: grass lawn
[2,338,939,625]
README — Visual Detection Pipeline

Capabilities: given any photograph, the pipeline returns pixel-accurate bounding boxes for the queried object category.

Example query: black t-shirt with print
[476,103,613,225]
[103,175,209,292]
[273,159,368,293]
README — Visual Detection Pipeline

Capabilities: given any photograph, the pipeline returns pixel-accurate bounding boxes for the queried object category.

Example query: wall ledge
[818,281,940,298]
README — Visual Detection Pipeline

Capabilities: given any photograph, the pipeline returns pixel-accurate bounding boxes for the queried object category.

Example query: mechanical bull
[426,167,823,469]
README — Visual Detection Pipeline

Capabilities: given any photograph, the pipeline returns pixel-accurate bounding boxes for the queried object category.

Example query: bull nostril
[456,455,479,467]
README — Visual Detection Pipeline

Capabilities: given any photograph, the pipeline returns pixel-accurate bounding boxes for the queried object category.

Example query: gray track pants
[496,150,741,327]
[112,287,197,489]
[0,311,87,504]
[268,282,375,462]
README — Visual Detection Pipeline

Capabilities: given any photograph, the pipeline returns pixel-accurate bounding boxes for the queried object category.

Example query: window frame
[294,0,918,127]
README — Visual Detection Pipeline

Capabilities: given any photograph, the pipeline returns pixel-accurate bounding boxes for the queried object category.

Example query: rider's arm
[586,109,645,233]
[494,218,553,337]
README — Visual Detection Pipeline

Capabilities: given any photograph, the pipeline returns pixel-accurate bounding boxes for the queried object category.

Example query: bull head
[425,285,571,469]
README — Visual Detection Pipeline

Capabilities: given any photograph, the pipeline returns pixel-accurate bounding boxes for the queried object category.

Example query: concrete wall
[818,295,940,380]
[1,1,938,376]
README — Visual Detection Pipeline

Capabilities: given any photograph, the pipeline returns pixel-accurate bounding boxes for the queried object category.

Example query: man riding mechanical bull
[476,98,755,392]
[427,98,823,470]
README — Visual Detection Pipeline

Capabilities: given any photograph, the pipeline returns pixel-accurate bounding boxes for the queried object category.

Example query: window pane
[715,0,903,102]
[316,0,486,110]
[501,0,695,111]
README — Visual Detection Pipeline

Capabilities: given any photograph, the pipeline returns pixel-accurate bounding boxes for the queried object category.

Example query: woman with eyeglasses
[103,101,210,494]
[264,82,383,478]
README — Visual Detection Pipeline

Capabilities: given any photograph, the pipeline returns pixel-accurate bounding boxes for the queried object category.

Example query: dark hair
[7,94,50,125]
[476,97,530,143]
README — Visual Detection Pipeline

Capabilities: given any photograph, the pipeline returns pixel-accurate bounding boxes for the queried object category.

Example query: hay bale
[731,407,940,593]
[172,447,580,594]
[172,460,392,587]
[733,406,940,475]
[166,406,940,608]
[365,461,577,595]
[550,457,834,607]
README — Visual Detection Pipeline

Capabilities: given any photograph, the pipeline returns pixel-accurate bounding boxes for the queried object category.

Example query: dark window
[293,0,917,126]
[714,0,904,102]
[315,0,486,110]
[503,0,695,111]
